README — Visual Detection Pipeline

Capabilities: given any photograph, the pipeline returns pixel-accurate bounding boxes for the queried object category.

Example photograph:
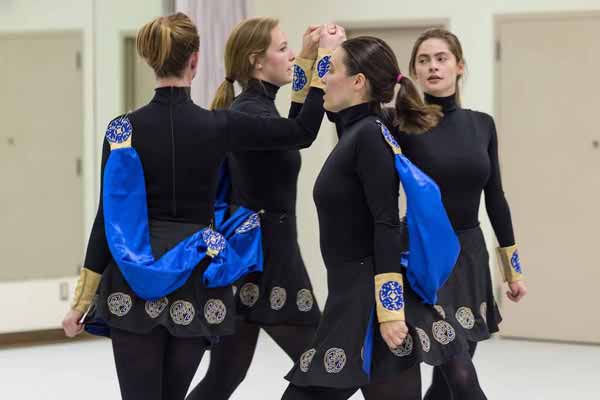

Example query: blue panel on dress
[317,55,331,78]
[101,135,264,301]
[292,65,308,92]
[379,281,404,311]
[511,250,522,273]
[105,116,132,144]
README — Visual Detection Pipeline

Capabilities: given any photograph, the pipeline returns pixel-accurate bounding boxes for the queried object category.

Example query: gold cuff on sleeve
[496,244,524,283]
[375,272,406,323]
[310,48,333,90]
[291,57,315,104]
[71,267,102,313]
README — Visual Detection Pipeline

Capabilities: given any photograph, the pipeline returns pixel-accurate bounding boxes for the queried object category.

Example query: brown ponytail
[136,12,199,78]
[341,36,441,134]
[394,76,441,134]
[210,17,279,110]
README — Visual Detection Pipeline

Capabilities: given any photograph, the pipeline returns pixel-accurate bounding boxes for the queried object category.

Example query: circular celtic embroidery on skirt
[323,348,346,374]
[292,64,308,92]
[299,348,317,372]
[235,213,261,234]
[170,300,195,326]
[239,283,260,307]
[433,305,446,319]
[107,292,133,317]
[317,55,331,78]
[204,299,227,325]
[455,306,475,329]
[511,250,522,273]
[379,281,404,311]
[432,321,456,345]
[296,289,314,312]
[480,302,488,323]
[391,334,414,357]
[105,116,132,144]
[145,297,169,319]
[202,229,226,254]
[270,287,287,310]
[415,328,431,352]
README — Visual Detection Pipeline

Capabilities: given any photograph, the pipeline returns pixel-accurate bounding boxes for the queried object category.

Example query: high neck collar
[337,102,372,130]
[245,79,280,100]
[425,93,458,113]
[151,86,192,105]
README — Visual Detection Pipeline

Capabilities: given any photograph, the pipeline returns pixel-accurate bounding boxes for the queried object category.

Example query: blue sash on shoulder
[361,121,461,377]
[102,116,263,301]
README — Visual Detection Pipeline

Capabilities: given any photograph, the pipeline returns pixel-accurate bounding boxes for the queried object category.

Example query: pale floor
[1,334,599,399]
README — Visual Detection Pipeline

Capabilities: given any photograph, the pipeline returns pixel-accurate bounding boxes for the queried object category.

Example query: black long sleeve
[84,139,110,274]
[221,88,324,151]
[482,114,515,247]
[313,103,403,274]
[354,120,403,274]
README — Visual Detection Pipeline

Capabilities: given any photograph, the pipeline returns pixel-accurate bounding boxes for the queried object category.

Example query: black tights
[424,341,487,400]
[281,364,421,400]
[186,320,318,400]
[111,326,208,400]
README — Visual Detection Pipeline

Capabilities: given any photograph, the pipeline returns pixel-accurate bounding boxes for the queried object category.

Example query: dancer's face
[254,25,295,87]
[323,47,367,113]
[413,38,464,97]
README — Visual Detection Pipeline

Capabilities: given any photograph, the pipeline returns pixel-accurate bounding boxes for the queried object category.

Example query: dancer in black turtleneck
[402,28,528,400]
[187,20,341,400]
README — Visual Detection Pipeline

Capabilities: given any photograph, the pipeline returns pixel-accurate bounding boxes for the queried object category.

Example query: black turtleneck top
[313,103,402,274]
[227,80,304,213]
[84,86,324,273]
[397,94,515,247]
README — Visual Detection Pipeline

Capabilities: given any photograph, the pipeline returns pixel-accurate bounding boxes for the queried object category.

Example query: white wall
[0,0,163,333]
[250,0,600,304]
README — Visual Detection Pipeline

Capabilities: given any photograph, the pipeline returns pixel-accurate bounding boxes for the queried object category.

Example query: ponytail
[394,76,442,134]
[210,79,236,110]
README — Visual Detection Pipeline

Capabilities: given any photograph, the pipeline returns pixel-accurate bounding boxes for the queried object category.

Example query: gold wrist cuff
[291,57,315,103]
[496,244,524,282]
[310,48,333,90]
[71,268,102,313]
[375,273,406,323]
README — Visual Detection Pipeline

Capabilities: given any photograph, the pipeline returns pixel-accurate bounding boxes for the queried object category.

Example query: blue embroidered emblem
[511,250,522,273]
[376,121,401,152]
[235,213,261,234]
[292,65,308,92]
[317,55,331,78]
[379,281,404,311]
[202,229,226,255]
[106,116,132,144]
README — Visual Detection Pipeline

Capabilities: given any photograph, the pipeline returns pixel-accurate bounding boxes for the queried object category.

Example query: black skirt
[234,212,321,326]
[86,220,236,339]
[285,225,499,389]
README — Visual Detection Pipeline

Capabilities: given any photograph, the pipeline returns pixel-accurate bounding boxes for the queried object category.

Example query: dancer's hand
[62,309,85,337]
[507,280,528,303]
[319,23,346,50]
[299,25,321,59]
[380,320,408,350]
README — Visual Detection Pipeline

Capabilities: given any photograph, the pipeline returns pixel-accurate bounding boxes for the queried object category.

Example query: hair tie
[396,73,404,84]
[225,77,234,84]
